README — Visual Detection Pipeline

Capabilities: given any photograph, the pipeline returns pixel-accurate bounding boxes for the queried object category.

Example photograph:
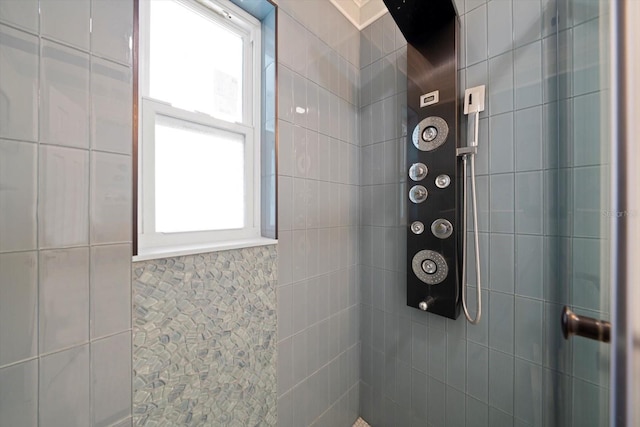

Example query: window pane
[149,0,244,122]
[154,116,245,233]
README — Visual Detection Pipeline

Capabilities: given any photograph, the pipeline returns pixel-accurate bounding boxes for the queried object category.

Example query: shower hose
[461,111,482,325]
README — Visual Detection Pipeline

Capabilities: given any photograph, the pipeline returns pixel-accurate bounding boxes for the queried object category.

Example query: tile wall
[132,246,278,426]
[0,1,133,426]
[358,0,610,426]
[275,1,361,426]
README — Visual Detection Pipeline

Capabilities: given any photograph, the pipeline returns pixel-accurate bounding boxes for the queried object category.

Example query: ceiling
[328,0,388,30]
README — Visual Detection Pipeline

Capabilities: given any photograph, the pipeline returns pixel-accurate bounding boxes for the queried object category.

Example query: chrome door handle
[561,306,611,343]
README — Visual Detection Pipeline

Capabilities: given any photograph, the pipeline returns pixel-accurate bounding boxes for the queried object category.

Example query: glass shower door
[545,0,611,425]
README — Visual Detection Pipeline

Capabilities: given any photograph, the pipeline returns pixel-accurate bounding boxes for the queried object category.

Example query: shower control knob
[435,174,451,189]
[409,163,428,181]
[418,297,435,311]
[410,221,425,234]
[431,219,453,239]
[409,185,428,203]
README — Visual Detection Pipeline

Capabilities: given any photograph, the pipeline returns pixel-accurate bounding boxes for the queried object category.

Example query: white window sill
[132,237,278,262]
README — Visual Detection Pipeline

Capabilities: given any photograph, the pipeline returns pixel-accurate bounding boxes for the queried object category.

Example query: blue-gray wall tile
[488,0,513,58]
[447,337,467,392]
[516,235,544,299]
[40,345,90,427]
[489,349,514,414]
[572,18,600,96]
[515,106,543,171]
[428,327,447,382]
[489,113,514,174]
[466,395,489,427]
[489,407,515,427]
[467,342,489,403]
[466,5,488,66]
[490,174,515,232]
[572,237,605,311]
[427,377,446,426]
[489,52,514,115]
[514,359,543,425]
[489,292,515,353]
[0,360,38,426]
[571,378,608,427]
[490,233,515,293]
[515,171,544,234]
[573,93,601,166]
[513,0,542,47]
[514,41,543,109]
[515,297,544,364]
[446,386,467,427]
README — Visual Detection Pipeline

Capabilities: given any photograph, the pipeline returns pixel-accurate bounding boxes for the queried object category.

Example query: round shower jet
[412,249,449,285]
[411,116,449,152]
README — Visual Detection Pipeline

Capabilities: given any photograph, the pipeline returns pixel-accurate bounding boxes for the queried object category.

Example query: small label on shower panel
[420,90,439,108]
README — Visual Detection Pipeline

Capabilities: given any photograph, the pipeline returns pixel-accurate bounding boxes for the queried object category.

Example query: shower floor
[353,417,371,427]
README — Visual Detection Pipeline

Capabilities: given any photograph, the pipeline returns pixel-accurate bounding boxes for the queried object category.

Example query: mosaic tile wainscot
[133,245,278,426]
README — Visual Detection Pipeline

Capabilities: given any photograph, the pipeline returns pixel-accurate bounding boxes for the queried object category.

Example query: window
[137,0,267,257]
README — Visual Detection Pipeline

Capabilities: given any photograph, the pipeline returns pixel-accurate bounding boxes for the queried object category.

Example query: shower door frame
[610,1,640,426]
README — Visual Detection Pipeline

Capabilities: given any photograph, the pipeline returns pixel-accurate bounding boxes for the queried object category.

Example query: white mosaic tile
[353,417,371,427]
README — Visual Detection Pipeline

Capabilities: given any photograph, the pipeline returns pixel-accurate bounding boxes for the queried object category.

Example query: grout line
[88,0,95,417]
[0,355,39,371]
[36,1,42,424]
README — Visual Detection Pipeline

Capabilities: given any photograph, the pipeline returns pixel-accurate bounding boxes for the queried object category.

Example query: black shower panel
[383,0,462,319]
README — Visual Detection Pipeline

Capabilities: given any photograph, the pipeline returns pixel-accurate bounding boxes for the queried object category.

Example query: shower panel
[383,0,462,319]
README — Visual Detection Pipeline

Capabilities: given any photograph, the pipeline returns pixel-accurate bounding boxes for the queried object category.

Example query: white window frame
[137,0,268,259]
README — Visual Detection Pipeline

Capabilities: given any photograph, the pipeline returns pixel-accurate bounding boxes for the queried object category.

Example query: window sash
[140,99,260,250]
[139,0,259,126]
[153,114,246,233]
